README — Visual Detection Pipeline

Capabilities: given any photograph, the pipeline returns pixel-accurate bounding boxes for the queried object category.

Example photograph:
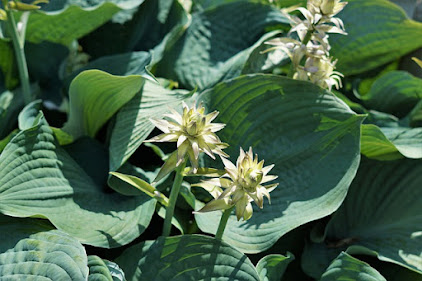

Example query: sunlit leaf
[63,70,144,139]
[194,74,364,253]
[330,0,422,75]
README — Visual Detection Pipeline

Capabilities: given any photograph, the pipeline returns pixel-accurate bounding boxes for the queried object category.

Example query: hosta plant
[0,0,421,280]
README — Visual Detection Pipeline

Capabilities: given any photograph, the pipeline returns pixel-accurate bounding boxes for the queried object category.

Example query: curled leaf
[110,172,169,207]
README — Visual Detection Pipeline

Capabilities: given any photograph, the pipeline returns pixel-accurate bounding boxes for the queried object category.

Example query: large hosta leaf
[0,228,88,280]
[361,71,422,118]
[23,3,125,45]
[194,74,364,253]
[303,157,422,277]
[67,51,154,84]
[330,0,422,75]
[80,0,188,60]
[109,80,189,171]
[320,252,386,281]
[0,215,54,253]
[0,113,155,248]
[115,234,260,281]
[155,1,289,90]
[63,70,144,139]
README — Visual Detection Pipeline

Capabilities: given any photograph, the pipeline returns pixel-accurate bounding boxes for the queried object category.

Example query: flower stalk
[5,7,31,104]
[215,206,234,240]
[162,159,186,237]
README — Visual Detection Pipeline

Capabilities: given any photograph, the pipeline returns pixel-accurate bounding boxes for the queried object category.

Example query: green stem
[301,28,314,46]
[6,8,31,105]
[162,160,186,237]
[215,206,234,241]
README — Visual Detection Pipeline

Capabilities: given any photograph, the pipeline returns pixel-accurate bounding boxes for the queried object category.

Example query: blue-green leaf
[0,229,88,280]
[0,113,155,248]
[155,1,289,90]
[194,74,364,253]
[320,252,387,281]
[116,234,260,280]
[303,157,422,277]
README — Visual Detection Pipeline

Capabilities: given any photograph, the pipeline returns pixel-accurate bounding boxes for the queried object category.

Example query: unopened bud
[320,0,335,15]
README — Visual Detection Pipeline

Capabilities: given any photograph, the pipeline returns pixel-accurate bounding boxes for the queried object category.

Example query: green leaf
[66,51,155,87]
[0,215,54,253]
[88,255,126,281]
[360,124,403,160]
[108,163,161,196]
[0,229,88,280]
[24,3,122,45]
[110,172,169,206]
[18,99,43,130]
[380,127,422,158]
[109,80,189,171]
[194,74,364,253]
[80,0,188,59]
[361,71,422,118]
[115,234,260,280]
[155,1,289,90]
[51,127,74,146]
[320,252,387,281]
[304,158,422,277]
[104,260,126,281]
[330,0,422,75]
[63,70,144,139]
[88,255,114,281]
[256,253,294,281]
[0,112,156,248]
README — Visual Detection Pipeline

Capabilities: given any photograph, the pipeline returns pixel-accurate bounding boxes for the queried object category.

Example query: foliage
[0,0,421,280]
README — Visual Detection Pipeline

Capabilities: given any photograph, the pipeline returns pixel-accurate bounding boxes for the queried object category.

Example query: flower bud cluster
[195,147,278,221]
[146,102,278,221]
[266,0,347,90]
